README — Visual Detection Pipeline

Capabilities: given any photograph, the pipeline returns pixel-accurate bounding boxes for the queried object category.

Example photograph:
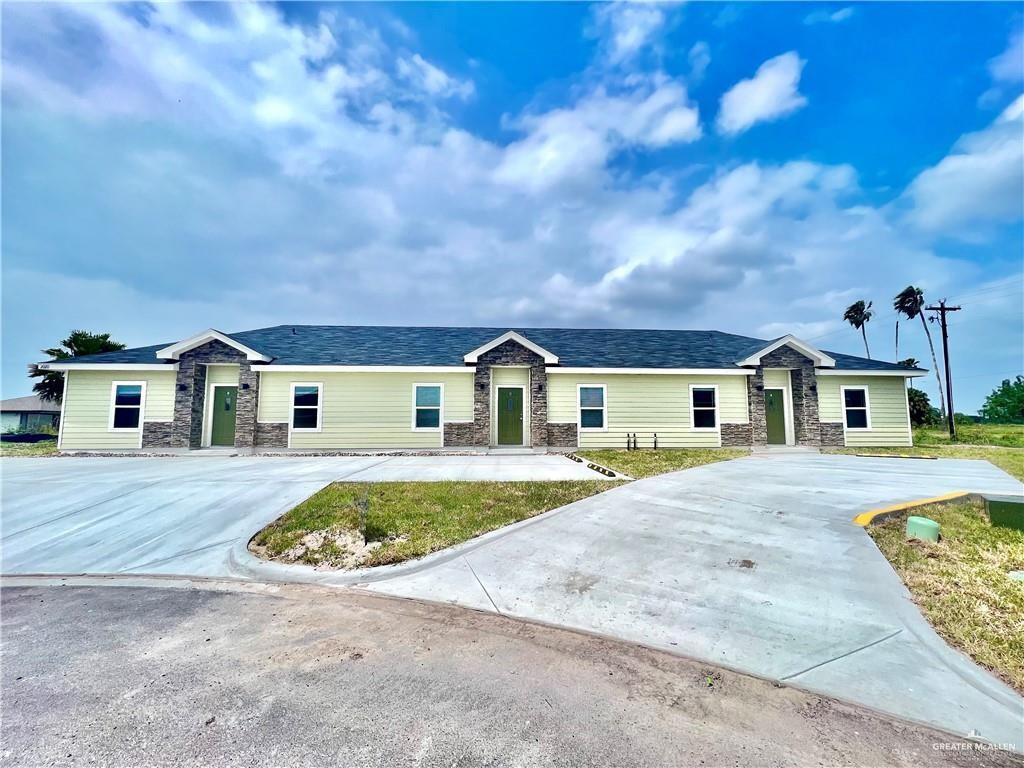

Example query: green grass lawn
[869,497,1024,693]
[827,445,1023,482]
[0,439,59,457]
[575,448,748,479]
[250,479,619,569]
[913,423,1024,448]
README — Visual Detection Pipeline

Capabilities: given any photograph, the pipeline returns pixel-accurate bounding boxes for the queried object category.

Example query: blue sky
[2,2,1022,411]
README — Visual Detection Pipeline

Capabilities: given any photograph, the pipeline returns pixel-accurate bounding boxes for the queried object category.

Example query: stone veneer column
[160,339,262,450]
[443,339,549,448]
[746,345,823,447]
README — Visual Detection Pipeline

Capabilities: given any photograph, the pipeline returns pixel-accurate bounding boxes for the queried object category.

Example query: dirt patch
[250,527,408,570]
[699,670,723,692]
[728,558,757,569]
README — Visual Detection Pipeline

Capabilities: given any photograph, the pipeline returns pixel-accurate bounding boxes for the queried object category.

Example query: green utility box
[906,515,940,543]
[983,494,1024,532]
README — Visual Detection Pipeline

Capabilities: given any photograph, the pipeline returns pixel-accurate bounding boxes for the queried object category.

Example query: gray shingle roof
[52,325,925,372]
[1,395,61,413]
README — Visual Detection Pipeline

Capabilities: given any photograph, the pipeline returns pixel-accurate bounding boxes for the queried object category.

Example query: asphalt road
[2,581,1017,768]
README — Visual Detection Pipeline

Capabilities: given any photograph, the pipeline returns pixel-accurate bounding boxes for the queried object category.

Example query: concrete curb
[228,478,636,586]
[852,491,971,526]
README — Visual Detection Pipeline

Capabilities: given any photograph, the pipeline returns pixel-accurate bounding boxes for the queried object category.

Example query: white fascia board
[463,331,559,364]
[254,365,473,373]
[547,367,753,376]
[37,363,179,372]
[817,369,927,377]
[156,329,271,362]
[737,335,836,368]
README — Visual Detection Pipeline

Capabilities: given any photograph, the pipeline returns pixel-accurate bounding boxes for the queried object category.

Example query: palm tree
[28,330,126,402]
[898,357,920,389]
[843,300,874,359]
[893,286,946,418]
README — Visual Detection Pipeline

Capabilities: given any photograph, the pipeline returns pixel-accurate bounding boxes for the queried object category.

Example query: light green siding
[763,369,790,389]
[258,371,474,448]
[547,373,750,448]
[206,365,239,386]
[818,375,912,447]
[60,370,176,450]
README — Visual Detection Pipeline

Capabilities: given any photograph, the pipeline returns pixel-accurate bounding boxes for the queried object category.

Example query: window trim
[412,383,444,432]
[689,384,720,432]
[108,380,147,433]
[841,385,872,431]
[577,383,608,432]
[289,381,323,433]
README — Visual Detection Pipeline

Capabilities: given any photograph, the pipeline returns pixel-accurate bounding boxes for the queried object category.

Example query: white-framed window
[290,382,322,432]
[689,384,718,430]
[413,383,443,431]
[842,386,871,430]
[108,381,146,431]
[578,384,607,431]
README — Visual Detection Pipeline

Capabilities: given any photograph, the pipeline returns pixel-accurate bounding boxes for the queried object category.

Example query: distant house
[1,395,60,433]
[36,325,927,452]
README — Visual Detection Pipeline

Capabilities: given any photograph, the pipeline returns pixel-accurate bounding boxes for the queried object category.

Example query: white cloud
[989,28,1024,83]
[716,52,808,135]
[903,96,1024,234]
[688,42,711,82]
[591,2,667,65]
[494,77,701,191]
[804,7,854,25]
[396,54,474,99]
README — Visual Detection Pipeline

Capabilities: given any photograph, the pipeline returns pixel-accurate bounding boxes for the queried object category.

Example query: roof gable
[463,331,559,364]
[736,335,836,368]
[156,329,271,362]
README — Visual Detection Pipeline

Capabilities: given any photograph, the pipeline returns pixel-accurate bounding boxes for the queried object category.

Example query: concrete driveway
[0,454,602,576]
[361,452,1024,751]
[3,450,1022,750]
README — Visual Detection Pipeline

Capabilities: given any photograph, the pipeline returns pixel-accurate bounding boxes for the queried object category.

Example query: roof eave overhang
[547,367,753,375]
[817,369,928,377]
[737,334,836,368]
[36,363,179,372]
[156,329,272,362]
[463,331,559,365]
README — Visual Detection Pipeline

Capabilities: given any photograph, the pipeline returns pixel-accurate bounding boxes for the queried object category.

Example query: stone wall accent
[546,423,577,448]
[720,423,752,446]
[170,340,260,450]
[747,345,823,447]
[443,422,478,447]
[141,421,174,448]
[446,340,550,448]
[746,368,767,445]
[255,422,288,448]
[820,423,845,447]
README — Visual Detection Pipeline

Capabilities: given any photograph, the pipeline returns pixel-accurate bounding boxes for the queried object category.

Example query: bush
[979,376,1024,424]
[908,388,941,427]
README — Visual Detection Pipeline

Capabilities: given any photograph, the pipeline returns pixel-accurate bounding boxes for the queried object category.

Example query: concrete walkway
[0,454,603,576]
[360,452,1024,751]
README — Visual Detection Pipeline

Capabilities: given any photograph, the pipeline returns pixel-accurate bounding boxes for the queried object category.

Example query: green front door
[765,389,786,445]
[211,386,238,446]
[496,387,524,446]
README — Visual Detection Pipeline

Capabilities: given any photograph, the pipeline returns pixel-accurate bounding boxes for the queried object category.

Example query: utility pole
[926,300,962,440]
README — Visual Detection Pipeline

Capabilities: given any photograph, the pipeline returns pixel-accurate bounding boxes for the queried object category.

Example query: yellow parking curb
[852,491,970,527]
